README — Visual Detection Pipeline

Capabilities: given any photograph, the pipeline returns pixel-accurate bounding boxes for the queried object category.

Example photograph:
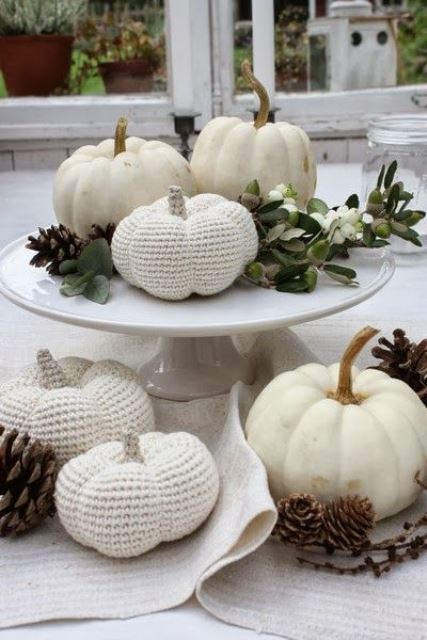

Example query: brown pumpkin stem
[37,349,68,389]
[332,327,380,404]
[168,185,187,218]
[241,59,270,129]
[123,429,144,462]
[114,117,128,157]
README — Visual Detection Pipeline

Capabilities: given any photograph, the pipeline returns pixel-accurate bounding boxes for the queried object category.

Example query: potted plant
[76,13,163,94]
[275,6,308,93]
[0,0,84,96]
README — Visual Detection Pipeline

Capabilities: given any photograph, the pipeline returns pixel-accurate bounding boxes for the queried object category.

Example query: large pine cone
[88,223,116,245]
[0,426,58,537]
[323,495,375,550]
[26,224,86,276]
[275,493,324,546]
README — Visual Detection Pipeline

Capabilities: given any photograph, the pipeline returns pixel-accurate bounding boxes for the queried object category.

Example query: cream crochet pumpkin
[53,117,196,238]
[55,429,220,558]
[0,350,154,466]
[111,185,259,300]
[190,61,316,207]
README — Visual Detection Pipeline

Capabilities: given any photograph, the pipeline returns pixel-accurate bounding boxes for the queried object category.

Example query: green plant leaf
[59,259,78,275]
[258,200,283,214]
[77,238,113,279]
[82,274,110,304]
[270,249,297,267]
[376,164,386,190]
[362,222,375,247]
[345,194,359,209]
[324,264,357,280]
[324,270,359,286]
[244,179,260,196]
[391,224,423,246]
[276,278,309,293]
[394,209,413,221]
[307,239,329,263]
[280,239,306,253]
[266,223,287,243]
[274,262,310,283]
[385,183,400,213]
[384,160,398,189]
[258,210,287,224]
[298,212,322,235]
[306,198,329,215]
[60,271,94,297]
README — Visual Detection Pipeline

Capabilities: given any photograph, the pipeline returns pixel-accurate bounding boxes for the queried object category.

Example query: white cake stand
[0,235,395,400]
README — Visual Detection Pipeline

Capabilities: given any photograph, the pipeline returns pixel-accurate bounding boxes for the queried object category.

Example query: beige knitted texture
[55,431,220,558]
[0,355,155,466]
[111,191,259,301]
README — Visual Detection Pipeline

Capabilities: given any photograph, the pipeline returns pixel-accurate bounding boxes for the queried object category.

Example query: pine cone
[0,426,58,537]
[275,493,324,546]
[88,223,116,246]
[372,329,427,406]
[323,496,375,550]
[26,224,86,275]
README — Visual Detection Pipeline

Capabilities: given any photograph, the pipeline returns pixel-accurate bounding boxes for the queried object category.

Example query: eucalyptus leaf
[59,259,78,275]
[276,278,309,293]
[60,272,94,297]
[306,197,329,215]
[324,264,357,279]
[384,160,398,189]
[258,200,283,214]
[274,262,309,283]
[345,194,359,209]
[82,274,110,304]
[77,238,113,279]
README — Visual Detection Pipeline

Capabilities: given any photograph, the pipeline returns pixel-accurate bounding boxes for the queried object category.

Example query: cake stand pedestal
[0,237,395,400]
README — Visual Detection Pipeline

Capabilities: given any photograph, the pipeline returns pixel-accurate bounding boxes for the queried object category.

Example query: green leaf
[266,224,287,243]
[298,212,322,235]
[306,197,329,215]
[77,239,113,279]
[324,270,359,286]
[362,222,375,248]
[385,183,400,214]
[244,179,260,196]
[276,278,309,293]
[59,259,78,275]
[324,264,357,280]
[372,239,390,247]
[60,271,94,297]
[274,262,310,283]
[270,249,297,267]
[258,200,283,214]
[326,243,350,260]
[307,239,329,263]
[345,194,360,209]
[384,160,398,189]
[391,224,423,246]
[258,210,287,224]
[394,209,413,221]
[376,164,385,190]
[281,239,306,253]
[82,274,110,304]
[398,190,413,202]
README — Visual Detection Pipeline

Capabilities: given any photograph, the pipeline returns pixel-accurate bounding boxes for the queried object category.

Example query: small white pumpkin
[112,185,258,300]
[55,428,220,558]
[190,61,316,207]
[0,350,154,466]
[53,117,196,238]
[246,327,427,520]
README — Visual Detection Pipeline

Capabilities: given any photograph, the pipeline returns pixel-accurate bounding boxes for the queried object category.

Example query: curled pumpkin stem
[332,326,380,405]
[37,349,68,390]
[114,116,128,157]
[241,60,270,129]
[123,429,144,463]
[168,185,187,218]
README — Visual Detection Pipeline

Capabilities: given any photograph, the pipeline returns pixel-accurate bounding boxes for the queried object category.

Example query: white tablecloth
[0,164,425,640]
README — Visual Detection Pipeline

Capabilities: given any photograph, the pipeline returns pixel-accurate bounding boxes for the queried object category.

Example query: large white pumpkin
[55,429,220,558]
[246,327,427,521]
[53,117,196,238]
[0,350,154,466]
[112,185,258,300]
[190,61,316,207]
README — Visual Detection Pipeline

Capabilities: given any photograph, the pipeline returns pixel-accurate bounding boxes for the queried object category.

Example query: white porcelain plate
[0,235,395,338]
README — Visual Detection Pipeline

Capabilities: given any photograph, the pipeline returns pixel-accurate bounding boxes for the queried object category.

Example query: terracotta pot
[99,59,155,94]
[0,34,74,96]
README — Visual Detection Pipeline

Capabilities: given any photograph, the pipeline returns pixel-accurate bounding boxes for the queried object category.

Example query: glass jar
[362,115,427,253]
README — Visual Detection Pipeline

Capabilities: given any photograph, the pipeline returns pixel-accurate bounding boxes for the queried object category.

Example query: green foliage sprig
[59,239,113,304]
[243,161,425,294]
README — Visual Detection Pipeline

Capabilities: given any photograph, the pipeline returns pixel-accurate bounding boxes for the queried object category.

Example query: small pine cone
[88,223,116,245]
[0,426,58,537]
[323,495,375,550]
[26,224,86,275]
[275,493,324,546]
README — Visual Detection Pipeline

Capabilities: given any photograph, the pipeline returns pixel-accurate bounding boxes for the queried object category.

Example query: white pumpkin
[111,185,258,300]
[0,350,154,466]
[53,117,196,238]
[190,61,316,207]
[55,429,220,558]
[246,327,427,520]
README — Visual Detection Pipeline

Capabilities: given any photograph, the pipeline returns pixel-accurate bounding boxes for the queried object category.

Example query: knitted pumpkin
[0,350,154,466]
[111,185,258,300]
[53,117,196,238]
[55,429,220,557]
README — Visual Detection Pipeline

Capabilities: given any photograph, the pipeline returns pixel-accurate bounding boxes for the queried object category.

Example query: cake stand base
[138,336,254,401]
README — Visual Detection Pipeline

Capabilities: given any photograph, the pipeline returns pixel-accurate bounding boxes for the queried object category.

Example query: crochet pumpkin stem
[114,117,127,157]
[241,59,270,129]
[168,186,187,218]
[333,326,380,405]
[37,349,68,389]
[123,429,144,462]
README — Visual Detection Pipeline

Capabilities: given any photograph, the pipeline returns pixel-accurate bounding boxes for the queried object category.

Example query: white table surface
[0,164,425,639]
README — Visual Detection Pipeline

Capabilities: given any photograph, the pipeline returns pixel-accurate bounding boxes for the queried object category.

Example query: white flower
[268,184,299,202]
[268,189,284,202]
[309,205,362,244]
